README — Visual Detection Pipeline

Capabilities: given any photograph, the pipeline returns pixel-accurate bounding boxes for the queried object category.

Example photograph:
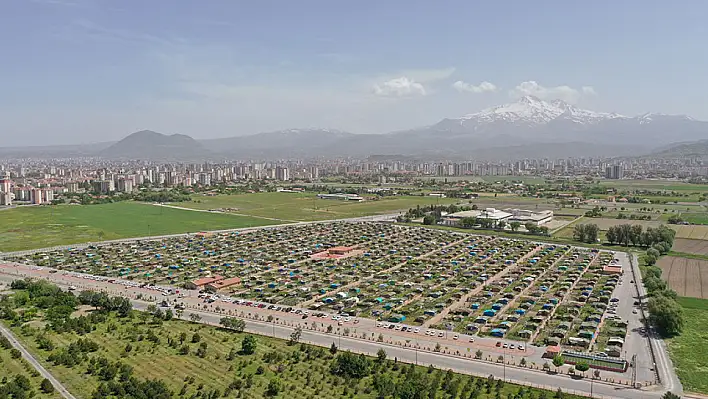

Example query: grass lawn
[181,192,460,221]
[0,202,278,252]
[598,179,708,193]
[681,213,708,225]
[0,342,61,398]
[7,313,586,399]
[666,297,708,394]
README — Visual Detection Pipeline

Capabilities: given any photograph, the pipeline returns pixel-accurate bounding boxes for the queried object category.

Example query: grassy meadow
[6,311,585,399]
[0,202,277,252]
[181,192,460,221]
[666,297,708,394]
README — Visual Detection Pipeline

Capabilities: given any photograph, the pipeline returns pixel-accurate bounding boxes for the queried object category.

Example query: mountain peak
[454,96,626,128]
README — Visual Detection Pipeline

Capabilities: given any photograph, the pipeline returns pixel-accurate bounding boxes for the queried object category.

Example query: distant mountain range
[2,96,707,160]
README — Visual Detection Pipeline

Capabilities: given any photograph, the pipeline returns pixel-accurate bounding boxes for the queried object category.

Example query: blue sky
[2,0,707,145]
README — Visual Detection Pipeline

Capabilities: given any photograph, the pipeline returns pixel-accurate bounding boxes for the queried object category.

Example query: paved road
[0,321,77,399]
[629,253,683,394]
[171,304,666,399]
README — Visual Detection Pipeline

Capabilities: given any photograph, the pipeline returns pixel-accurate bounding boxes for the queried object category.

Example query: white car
[453,334,459,340]
[414,328,420,334]
[469,337,475,343]
[438,332,444,338]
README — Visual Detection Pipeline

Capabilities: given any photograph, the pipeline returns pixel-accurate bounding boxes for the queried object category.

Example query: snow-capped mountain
[452,95,625,128]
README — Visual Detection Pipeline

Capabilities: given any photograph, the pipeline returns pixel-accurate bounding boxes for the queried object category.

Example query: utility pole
[630,353,638,388]
[503,347,506,381]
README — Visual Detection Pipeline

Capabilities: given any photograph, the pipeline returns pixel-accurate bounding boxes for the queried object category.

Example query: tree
[330,342,338,355]
[552,355,564,369]
[40,378,55,394]
[662,392,681,399]
[575,361,590,373]
[573,224,586,242]
[423,215,436,225]
[178,332,187,345]
[475,349,483,359]
[648,295,684,336]
[497,220,507,230]
[509,221,521,232]
[288,326,302,345]
[330,351,371,378]
[376,348,387,363]
[163,309,173,321]
[10,348,21,359]
[189,313,202,323]
[241,335,257,355]
[220,317,246,332]
[266,378,281,396]
[175,309,184,319]
[191,333,201,343]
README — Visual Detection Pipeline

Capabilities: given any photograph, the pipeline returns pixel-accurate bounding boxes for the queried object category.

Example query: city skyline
[3,0,708,146]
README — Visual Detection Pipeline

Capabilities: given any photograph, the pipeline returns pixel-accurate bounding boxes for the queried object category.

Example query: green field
[0,339,60,398]
[599,179,708,192]
[4,282,586,399]
[666,297,708,394]
[181,192,460,221]
[681,212,708,225]
[0,202,277,252]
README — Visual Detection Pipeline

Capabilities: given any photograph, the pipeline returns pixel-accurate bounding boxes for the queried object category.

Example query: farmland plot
[658,256,708,299]
[672,238,708,256]
[671,225,708,240]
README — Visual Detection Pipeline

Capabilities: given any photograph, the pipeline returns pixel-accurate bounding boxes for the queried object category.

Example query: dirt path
[149,202,299,223]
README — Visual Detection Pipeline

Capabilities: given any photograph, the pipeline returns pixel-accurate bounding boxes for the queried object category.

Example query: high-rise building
[116,178,134,193]
[605,164,624,179]
[0,178,11,195]
[275,166,289,181]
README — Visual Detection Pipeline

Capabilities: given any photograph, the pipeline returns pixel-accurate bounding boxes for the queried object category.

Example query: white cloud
[373,77,426,97]
[452,80,498,94]
[509,81,595,104]
[582,86,597,95]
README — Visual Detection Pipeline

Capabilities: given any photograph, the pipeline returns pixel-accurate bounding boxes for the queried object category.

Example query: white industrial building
[443,207,553,227]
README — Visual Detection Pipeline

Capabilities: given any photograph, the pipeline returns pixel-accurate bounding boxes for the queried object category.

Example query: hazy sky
[2,0,707,146]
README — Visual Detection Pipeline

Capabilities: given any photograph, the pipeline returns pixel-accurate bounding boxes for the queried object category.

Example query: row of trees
[572,224,600,243]
[641,248,684,337]
[605,224,675,249]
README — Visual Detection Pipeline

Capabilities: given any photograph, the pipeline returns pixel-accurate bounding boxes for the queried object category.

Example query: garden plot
[447,244,568,336]
[502,249,597,341]
[312,234,496,318]
[534,252,618,353]
[423,241,555,333]
[10,222,403,285]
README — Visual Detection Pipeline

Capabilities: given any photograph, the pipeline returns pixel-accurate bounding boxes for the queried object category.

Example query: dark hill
[102,130,211,160]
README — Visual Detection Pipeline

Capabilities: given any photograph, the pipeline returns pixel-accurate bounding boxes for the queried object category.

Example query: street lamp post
[503,347,506,381]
